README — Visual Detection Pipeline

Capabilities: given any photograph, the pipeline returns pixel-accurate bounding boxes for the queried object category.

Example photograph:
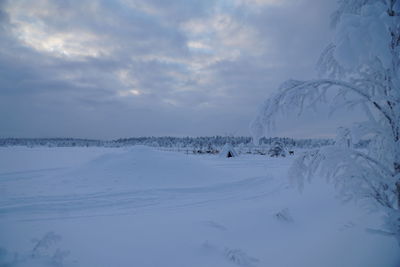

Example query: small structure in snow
[219,143,238,158]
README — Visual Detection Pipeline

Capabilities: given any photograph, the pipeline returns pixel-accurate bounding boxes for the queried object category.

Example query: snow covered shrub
[31,232,70,266]
[251,0,400,244]
[268,141,286,157]
[274,208,294,223]
[0,232,71,267]
[223,248,259,267]
[31,232,62,258]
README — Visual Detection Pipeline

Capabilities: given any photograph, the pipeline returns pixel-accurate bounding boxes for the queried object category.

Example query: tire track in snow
[0,175,285,220]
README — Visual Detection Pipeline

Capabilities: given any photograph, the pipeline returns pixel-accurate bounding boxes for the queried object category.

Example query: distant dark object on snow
[288,150,294,155]
[268,141,286,157]
[274,208,294,223]
[219,143,238,158]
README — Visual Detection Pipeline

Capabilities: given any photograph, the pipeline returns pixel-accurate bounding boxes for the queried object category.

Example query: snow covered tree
[251,0,400,243]
[268,141,286,157]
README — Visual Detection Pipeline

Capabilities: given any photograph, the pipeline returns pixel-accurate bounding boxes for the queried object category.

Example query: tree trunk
[396,162,400,209]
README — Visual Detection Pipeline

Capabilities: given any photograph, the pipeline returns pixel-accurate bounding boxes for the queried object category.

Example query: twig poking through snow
[274,208,294,223]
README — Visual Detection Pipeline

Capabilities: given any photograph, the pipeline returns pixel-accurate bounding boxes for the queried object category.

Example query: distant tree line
[0,136,369,150]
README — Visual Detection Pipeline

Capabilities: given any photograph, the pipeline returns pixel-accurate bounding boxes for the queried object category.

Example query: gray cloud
[0,0,357,139]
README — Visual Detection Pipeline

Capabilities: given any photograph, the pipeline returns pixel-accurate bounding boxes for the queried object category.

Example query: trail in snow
[0,146,287,221]
[0,175,285,220]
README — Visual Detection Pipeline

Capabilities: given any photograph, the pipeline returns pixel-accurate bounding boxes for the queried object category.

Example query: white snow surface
[0,146,398,267]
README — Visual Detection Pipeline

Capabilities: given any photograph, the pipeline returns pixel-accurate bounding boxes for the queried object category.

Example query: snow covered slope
[0,146,398,266]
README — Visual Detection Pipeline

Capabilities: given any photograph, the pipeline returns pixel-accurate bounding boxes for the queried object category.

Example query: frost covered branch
[252,0,400,244]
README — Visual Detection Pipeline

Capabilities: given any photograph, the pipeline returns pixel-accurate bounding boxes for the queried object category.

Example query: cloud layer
[0,0,346,138]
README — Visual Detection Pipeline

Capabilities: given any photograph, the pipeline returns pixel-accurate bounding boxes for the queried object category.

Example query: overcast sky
[0,0,360,139]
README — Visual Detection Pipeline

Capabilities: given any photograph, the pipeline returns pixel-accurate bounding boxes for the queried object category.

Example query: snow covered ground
[0,146,398,267]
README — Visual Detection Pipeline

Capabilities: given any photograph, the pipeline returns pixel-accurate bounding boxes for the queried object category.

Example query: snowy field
[0,146,398,267]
